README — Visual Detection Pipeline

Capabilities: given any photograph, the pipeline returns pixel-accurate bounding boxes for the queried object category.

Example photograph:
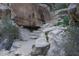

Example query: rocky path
[0,24,66,56]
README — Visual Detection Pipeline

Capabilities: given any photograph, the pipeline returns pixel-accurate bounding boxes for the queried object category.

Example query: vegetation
[0,12,19,50]
[63,4,79,55]
[55,16,69,27]
[51,3,79,55]
[64,26,79,55]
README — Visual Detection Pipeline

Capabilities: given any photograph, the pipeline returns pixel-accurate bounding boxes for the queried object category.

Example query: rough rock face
[31,32,50,56]
[11,3,51,27]
[31,23,67,56]
[47,27,66,56]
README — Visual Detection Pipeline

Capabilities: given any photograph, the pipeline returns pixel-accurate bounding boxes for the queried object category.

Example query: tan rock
[11,3,51,27]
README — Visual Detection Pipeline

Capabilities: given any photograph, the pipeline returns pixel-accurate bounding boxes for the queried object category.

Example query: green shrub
[1,15,19,39]
[64,26,79,55]
[54,4,68,10]
[0,15,19,50]
[55,16,69,27]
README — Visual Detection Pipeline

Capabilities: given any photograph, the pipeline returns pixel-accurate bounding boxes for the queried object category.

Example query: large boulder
[31,32,50,56]
[11,3,51,27]
[41,25,67,56]
[47,27,66,56]
[31,23,67,56]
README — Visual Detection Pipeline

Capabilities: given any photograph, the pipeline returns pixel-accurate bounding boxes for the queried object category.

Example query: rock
[30,35,39,39]
[30,31,41,39]
[19,28,31,41]
[0,49,9,56]
[35,33,49,47]
[0,4,9,10]
[41,23,66,32]
[11,3,51,27]
[46,26,67,56]
[31,32,50,56]
[31,44,50,56]
[9,39,35,56]
[31,24,67,56]
[68,4,77,13]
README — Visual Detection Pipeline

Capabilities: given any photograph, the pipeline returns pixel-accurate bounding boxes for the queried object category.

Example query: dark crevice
[22,26,40,32]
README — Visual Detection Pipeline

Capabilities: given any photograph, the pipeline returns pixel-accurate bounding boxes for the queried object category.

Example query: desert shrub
[64,26,79,55]
[0,14,19,50]
[1,14,19,39]
[54,4,69,10]
[55,16,69,27]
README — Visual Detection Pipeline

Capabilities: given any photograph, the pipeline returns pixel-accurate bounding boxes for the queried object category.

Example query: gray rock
[31,25,67,56]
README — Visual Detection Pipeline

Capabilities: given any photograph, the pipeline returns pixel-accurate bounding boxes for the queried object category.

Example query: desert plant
[0,13,19,50]
[64,25,79,55]
[55,16,69,27]
[64,4,79,55]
